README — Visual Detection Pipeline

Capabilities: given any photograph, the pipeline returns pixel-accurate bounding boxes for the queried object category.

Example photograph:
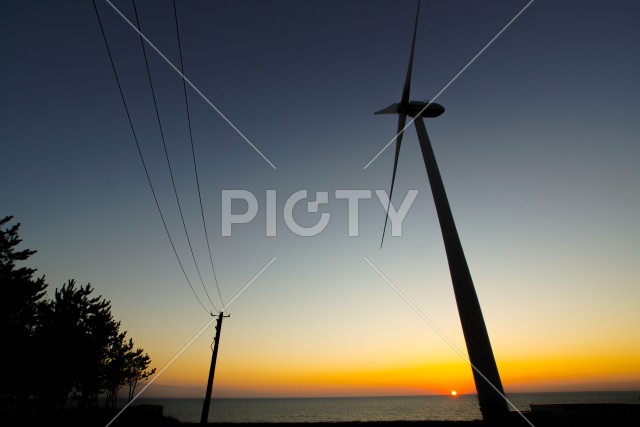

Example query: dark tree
[0,216,155,415]
[104,332,133,409]
[104,334,156,408]
[0,216,48,414]
[38,280,120,410]
[124,346,156,402]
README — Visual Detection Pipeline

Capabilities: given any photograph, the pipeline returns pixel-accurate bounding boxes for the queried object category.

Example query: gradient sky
[2,0,639,398]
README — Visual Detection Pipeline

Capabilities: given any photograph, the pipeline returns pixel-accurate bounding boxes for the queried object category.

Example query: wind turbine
[377,1,508,421]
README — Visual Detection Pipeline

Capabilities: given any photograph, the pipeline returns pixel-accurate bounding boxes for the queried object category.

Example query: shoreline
[4,401,639,427]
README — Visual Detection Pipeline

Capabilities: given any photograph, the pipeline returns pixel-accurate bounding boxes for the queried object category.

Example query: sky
[1,0,639,398]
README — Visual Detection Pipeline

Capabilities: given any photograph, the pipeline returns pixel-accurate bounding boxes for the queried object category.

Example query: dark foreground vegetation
[0,216,155,416]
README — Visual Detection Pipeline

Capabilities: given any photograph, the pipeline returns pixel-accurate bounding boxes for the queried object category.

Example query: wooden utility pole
[200,312,229,425]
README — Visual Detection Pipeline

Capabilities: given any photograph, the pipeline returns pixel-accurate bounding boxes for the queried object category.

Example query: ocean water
[131,391,640,423]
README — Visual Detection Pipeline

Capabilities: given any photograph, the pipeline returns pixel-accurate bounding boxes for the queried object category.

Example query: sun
[451,390,457,396]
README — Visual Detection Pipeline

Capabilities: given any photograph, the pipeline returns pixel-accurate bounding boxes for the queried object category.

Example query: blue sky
[2,0,639,397]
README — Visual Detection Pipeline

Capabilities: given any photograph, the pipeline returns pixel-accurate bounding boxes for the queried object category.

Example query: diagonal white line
[363,257,536,427]
[105,257,275,426]
[104,0,277,170]
[105,316,216,427]
[222,256,276,311]
[364,0,535,169]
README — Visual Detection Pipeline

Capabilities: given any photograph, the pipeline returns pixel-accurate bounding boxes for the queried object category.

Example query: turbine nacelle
[374,101,445,118]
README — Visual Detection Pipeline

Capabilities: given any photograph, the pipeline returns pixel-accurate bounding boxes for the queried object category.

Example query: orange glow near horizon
[140,317,640,399]
[145,351,640,398]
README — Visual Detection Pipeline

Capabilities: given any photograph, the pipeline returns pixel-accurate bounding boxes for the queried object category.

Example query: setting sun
[451,390,457,396]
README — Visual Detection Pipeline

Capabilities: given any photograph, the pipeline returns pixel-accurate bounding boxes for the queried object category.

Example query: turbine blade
[381,113,407,248]
[401,0,421,106]
[374,103,399,115]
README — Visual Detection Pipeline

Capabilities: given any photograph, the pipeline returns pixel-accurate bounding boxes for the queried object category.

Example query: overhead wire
[172,0,225,308]
[131,0,218,312]
[92,0,210,315]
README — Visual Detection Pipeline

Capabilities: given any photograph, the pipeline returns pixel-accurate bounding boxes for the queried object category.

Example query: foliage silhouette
[104,334,155,408]
[0,216,154,415]
[37,280,120,410]
[0,216,48,414]
[124,343,156,403]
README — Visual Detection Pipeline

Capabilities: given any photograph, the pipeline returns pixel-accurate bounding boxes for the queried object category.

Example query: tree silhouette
[104,335,156,408]
[104,332,133,409]
[37,281,118,410]
[0,216,48,414]
[0,215,155,415]
[125,345,156,402]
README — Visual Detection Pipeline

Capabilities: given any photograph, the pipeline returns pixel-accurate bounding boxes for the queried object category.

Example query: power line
[131,0,218,312]
[92,0,210,315]
[172,0,225,308]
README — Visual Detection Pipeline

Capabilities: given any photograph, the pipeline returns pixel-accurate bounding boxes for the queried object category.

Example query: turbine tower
[377,1,508,421]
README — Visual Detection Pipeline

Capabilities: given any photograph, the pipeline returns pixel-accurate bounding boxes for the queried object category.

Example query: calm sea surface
[131,392,639,423]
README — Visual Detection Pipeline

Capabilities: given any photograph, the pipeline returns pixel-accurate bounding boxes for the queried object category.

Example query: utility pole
[200,312,229,425]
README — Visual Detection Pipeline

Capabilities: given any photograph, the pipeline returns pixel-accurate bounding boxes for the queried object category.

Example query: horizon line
[131,389,640,400]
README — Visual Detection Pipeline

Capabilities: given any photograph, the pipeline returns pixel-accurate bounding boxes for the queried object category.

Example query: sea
[129,391,640,423]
